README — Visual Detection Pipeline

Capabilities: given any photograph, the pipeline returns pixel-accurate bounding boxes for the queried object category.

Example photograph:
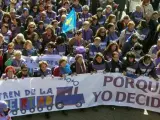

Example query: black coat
[70,62,88,74]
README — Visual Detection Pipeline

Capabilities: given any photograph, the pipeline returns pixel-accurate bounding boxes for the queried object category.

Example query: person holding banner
[33,61,52,78]
[137,54,159,80]
[122,51,139,78]
[88,53,107,73]
[105,51,123,73]
[16,64,32,78]
[1,66,16,80]
[53,58,72,77]
[71,54,88,74]
[0,101,12,120]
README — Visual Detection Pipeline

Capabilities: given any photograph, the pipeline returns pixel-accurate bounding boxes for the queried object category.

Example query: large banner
[0,73,160,117]
[22,55,75,72]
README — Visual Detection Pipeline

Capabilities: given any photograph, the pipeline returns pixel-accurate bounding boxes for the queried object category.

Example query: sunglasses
[22,69,28,72]
[30,26,35,28]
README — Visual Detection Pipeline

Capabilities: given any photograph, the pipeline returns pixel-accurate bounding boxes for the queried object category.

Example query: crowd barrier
[0,73,160,117]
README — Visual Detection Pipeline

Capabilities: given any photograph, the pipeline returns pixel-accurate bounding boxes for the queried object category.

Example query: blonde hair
[27,22,36,30]
[24,40,32,48]
[39,61,48,67]
[14,50,22,56]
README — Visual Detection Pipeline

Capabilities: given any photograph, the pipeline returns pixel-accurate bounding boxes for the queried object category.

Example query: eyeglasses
[22,69,28,72]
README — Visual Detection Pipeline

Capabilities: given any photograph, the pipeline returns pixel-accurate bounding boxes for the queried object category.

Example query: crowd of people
[0,0,159,118]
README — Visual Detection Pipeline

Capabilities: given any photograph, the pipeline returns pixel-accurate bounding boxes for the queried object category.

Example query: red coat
[53,67,61,77]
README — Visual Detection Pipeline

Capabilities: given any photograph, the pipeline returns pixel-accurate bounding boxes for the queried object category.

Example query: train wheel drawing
[12,111,17,115]
[21,109,26,114]
[56,102,64,109]
[47,105,53,111]
[37,107,43,112]
[30,108,35,113]
[75,102,82,108]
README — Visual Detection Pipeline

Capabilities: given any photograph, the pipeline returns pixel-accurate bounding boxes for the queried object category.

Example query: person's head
[133,42,143,53]
[8,43,14,53]
[143,54,152,66]
[39,3,45,12]
[27,22,36,32]
[122,15,130,24]
[45,25,55,35]
[131,33,138,43]
[96,27,106,37]
[63,1,70,10]
[15,33,25,43]
[152,11,159,20]
[106,5,112,13]
[83,21,90,30]
[107,14,116,24]
[51,20,58,28]
[59,58,67,68]
[15,17,21,27]
[9,8,16,18]
[10,0,17,6]
[127,21,135,31]
[25,15,34,25]
[32,5,38,12]
[107,23,115,32]
[96,7,103,16]
[0,101,10,116]
[74,30,82,40]
[106,41,119,52]
[38,21,44,29]
[1,24,9,33]
[56,36,65,45]
[21,64,28,75]
[126,51,136,62]
[137,19,148,29]
[2,12,11,23]
[142,0,150,6]
[23,8,29,17]
[24,40,33,50]
[82,5,89,14]
[0,34,4,45]
[47,42,55,52]
[61,14,67,22]
[47,4,53,12]
[112,51,119,62]
[157,39,160,46]
[94,53,104,63]
[91,15,98,24]
[73,0,79,5]
[136,5,141,12]
[39,61,48,72]
[14,50,22,60]
[75,54,83,64]
[94,37,101,46]
[58,7,67,15]
[5,66,16,78]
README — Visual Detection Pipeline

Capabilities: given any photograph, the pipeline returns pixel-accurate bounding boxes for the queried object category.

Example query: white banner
[0,73,160,117]
[22,55,75,72]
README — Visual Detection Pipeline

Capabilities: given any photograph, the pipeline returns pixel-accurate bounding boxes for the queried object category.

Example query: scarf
[76,61,86,74]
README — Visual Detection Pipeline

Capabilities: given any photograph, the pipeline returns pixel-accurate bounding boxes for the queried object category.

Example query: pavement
[12,106,160,120]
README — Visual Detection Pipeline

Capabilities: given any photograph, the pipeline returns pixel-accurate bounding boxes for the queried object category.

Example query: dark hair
[16,17,21,26]
[133,43,143,50]
[126,51,136,59]
[56,36,65,45]
[143,54,151,61]
[107,23,115,29]
[137,19,148,29]
[21,64,28,69]
[47,41,55,48]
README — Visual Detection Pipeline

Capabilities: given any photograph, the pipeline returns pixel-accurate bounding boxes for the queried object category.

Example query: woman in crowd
[0,12,12,29]
[23,22,40,49]
[30,5,39,18]
[138,54,158,80]
[42,25,57,52]
[95,27,110,50]
[71,54,88,74]
[122,51,138,78]
[54,36,69,56]
[1,66,17,79]
[24,15,34,30]
[44,41,55,55]
[86,37,102,60]
[53,58,72,77]
[95,8,106,26]
[79,5,92,22]
[105,51,123,73]
[88,53,107,73]
[106,23,119,42]
[12,33,26,50]
[22,40,37,56]
[104,14,117,29]
[36,21,45,38]
[16,64,32,78]
[33,60,51,77]
[131,42,144,59]
[90,15,100,36]
[103,41,121,61]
